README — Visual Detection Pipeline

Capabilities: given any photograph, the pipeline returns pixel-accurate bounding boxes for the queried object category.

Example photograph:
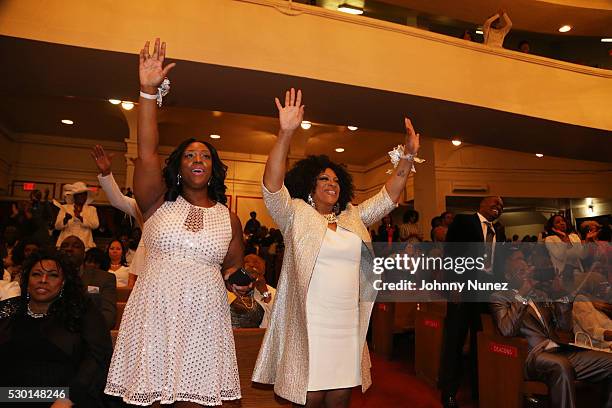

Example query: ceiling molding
[16,133,125,151]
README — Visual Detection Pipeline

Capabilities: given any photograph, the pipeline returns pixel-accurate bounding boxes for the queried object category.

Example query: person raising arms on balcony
[105,38,245,407]
[483,9,513,48]
[252,87,419,407]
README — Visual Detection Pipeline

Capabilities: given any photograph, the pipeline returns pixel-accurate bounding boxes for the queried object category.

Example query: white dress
[109,265,130,288]
[105,196,241,406]
[306,227,362,391]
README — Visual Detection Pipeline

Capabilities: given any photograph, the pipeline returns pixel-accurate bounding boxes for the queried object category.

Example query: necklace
[322,213,338,224]
[27,303,48,319]
[238,293,256,310]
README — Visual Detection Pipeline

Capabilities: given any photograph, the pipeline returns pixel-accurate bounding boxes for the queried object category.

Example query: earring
[176,174,182,186]
[207,178,211,186]
[307,194,316,209]
[333,203,340,214]
[58,287,64,299]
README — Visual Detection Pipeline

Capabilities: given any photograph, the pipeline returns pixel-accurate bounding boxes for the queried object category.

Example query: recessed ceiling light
[558,25,572,33]
[337,3,363,15]
[335,147,345,153]
[601,38,612,43]
[347,125,358,131]
[108,99,121,105]
[535,153,544,158]
[300,120,312,130]
[121,101,135,110]
[210,134,221,139]
[61,119,74,125]
[451,139,462,146]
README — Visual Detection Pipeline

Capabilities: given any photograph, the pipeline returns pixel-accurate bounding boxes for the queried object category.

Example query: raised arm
[384,118,420,203]
[483,13,499,32]
[501,12,512,33]
[263,88,304,193]
[134,39,176,218]
[92,145,141,222]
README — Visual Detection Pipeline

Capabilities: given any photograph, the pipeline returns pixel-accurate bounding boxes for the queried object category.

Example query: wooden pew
[114,302,126,330]
[414,302,447,387]
[116,287,132,302]
[477,314,604,408]
[371,302,418,359]
[227,328,289,407]
[477,314,534,408]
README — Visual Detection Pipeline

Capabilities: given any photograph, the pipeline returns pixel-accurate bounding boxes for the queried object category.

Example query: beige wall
[357,139,612,233]
[3,133,611,232]
[1,0,610,130]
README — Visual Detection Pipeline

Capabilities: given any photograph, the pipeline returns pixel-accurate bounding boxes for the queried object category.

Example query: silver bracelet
[139,91,157,100]
[139,78,171,107]
[386,144,423,174]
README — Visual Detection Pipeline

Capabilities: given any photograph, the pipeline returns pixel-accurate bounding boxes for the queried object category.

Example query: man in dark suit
[491,256,612,408]
[59,235,117,330]
[439,196,506,407]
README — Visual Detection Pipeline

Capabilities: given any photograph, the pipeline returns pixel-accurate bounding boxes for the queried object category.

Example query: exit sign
[23,182,36,191]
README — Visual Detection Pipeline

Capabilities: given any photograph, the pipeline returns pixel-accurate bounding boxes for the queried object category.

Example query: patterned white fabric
[105,196,241,406]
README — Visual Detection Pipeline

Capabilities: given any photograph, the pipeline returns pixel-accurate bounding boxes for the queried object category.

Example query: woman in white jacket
[544,214,588,279]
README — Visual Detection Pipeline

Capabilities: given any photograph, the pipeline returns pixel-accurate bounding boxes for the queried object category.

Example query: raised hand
[275,88,304,133]
[139,38,176,93]
[404,118,420,155]
[90,145,114,176]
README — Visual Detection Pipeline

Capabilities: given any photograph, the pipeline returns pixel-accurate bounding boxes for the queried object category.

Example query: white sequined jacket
[252,183,396,404]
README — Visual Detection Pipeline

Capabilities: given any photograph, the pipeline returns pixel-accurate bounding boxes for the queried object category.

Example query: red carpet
[350,353,477,408]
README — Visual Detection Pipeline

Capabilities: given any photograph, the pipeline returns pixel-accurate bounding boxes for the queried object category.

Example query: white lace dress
[105,196,241,406]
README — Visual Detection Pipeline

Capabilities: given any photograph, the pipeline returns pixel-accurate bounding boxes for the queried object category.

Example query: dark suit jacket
[446,213,507,243]
[81,267,117,330]
[446,213,508,281]
[490,290,572,371]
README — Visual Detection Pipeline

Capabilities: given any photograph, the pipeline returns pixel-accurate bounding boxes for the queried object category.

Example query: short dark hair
[20,249,87,332]
[162,138,228,205]
[403,209,419,223]
[11,237,40,266]
[84,247,110,270]
[284,155,354,213]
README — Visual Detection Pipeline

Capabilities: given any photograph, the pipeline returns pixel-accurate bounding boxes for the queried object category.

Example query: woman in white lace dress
[105,39,245,407]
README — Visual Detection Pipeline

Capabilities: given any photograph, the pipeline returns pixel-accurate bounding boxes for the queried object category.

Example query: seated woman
[227,254,275,329]
[6,237,41,283]
[544,214,586,282]
[573,262,612,350]
[105,239,130,288]
[0,249,113,408]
